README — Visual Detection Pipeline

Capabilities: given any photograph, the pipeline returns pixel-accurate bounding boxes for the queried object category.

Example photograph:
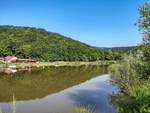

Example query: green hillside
[0,25,111,61]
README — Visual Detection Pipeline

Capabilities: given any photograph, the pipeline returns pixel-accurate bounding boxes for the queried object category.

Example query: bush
[109,51,150,113]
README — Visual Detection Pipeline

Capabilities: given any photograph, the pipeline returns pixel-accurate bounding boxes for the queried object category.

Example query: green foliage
[109,3,150,113]
[138,0,150,80]
[0,25,111,61]
[101,49,122,60]
[142,44,150,61]
[103,46,136,53]
[102,46,137,61]
[112,83,150,113]
[110,51,150,113]
[110,52,142,93]
[138,1,150,44]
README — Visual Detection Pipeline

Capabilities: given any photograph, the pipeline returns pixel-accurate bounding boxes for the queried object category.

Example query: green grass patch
[0,61,116,69]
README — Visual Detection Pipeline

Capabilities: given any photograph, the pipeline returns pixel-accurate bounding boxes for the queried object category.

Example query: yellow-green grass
[0,61,116,69]
[73,106,94,113]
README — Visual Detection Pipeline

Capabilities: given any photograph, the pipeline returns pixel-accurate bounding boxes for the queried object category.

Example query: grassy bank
[0,61,116,68]
[109,53,150,113]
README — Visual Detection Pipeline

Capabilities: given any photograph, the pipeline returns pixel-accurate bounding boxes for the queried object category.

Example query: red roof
[0,56,36,63]
[16,58,36,62]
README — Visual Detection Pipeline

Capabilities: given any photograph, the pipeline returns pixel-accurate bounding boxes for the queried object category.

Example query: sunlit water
[0,66,119,113]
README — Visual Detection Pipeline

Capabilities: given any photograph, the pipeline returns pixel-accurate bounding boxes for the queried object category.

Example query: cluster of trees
[138,1,150,80]
[110,1,150,113]
[102,46,136,53]
[0,25,117,61]
[101,46,138,60]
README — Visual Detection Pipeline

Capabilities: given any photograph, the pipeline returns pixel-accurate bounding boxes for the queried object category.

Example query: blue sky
[0,0,146,47]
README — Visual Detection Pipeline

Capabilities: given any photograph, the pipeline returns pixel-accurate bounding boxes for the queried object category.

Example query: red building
[0,56,36,63]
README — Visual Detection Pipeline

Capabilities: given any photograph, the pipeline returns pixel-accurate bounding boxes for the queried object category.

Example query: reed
[0,95,16,113]
[73,106,94,113]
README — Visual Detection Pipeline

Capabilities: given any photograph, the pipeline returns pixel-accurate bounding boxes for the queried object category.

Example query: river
[0,66,120,113]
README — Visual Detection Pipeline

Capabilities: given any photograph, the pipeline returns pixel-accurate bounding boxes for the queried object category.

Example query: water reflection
[0,68,17,74]
[0,66,107,102]
[66,75,119,113]
[0,66,120,113]
[0,67,34,74]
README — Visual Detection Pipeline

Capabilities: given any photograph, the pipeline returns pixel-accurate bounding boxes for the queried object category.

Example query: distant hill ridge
[101,46,137,53]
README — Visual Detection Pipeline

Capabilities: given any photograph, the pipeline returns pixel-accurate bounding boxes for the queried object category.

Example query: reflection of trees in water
[0,66,107,102]
[0,67,33,74]
[0,68,17,74]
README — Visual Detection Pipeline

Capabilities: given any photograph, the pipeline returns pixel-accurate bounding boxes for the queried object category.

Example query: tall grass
[0,95,16,113]
[73,106,94,113]
[109,52,150,113]
[0,109,2,113]
[0,61,116,69]
[12,95,16,113]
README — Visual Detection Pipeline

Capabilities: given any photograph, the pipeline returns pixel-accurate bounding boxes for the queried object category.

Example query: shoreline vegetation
[0,60,116,69]
[74,107,94,113]
[109,1,150,113]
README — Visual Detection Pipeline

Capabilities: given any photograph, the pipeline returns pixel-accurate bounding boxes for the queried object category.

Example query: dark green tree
[138,1,150,79]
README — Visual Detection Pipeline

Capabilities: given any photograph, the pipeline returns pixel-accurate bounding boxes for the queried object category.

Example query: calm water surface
[0,66,119,113]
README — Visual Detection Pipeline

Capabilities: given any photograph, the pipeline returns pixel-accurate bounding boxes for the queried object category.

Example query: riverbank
[0,61,116,68]
[109,54,150,113]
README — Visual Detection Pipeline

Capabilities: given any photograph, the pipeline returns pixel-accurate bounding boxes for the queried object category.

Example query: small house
[16,58,36,63]
[0,56,36,63]
[4,56,18,63]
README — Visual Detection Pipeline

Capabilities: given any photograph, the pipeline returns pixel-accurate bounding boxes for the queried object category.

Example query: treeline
[101,46,137,61]
[0,25,119,61]
[102,46,137,53]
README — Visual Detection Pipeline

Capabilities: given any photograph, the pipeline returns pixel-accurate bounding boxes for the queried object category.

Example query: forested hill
[0,25,113,61]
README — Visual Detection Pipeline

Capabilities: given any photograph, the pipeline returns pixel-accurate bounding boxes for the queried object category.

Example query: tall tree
[138,0,150,44]
[138,1,150,78]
